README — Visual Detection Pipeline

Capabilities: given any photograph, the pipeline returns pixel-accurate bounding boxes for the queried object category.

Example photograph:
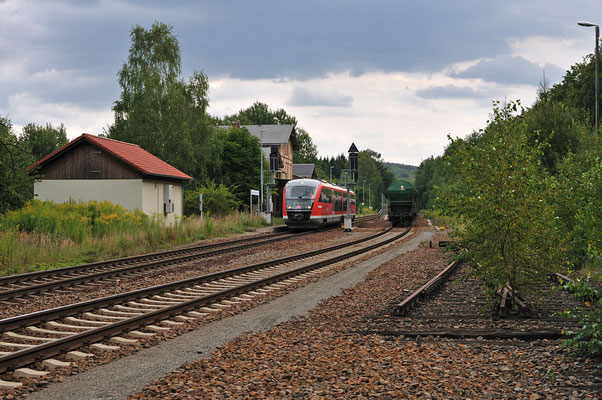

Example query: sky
[1,0,601,166]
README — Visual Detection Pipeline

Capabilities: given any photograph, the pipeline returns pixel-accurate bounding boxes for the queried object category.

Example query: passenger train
[283,179,356,229]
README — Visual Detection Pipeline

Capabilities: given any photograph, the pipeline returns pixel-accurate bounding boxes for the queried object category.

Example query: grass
[421,209,462,230]
[0,200,267,276]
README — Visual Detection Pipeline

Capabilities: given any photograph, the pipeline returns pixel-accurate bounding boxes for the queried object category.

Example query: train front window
[285,182,318,210]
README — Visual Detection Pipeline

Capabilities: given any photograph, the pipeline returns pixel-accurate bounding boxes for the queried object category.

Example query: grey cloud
[5,0,586,82]
[287,87,353,107]
[416,85,482,99]
[451,55,565,85]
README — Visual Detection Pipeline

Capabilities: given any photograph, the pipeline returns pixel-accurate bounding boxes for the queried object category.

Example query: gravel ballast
[21,229,434,400]
[122,227,600,399]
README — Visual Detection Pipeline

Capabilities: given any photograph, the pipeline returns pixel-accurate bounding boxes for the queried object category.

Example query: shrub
[184,182,240,216]
[440,101,564,292]
[559,252,602,359]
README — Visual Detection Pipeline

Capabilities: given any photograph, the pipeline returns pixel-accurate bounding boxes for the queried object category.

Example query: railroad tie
[2,332,56,342]
[128,330,155,338]
[13,368,49,379]
[231,296,252,302]
[174,315,195,322]
[161,320,184,326]
[65,351,94,361]
[114,304,158,313]
[98,308,144,316]
[200,307,221,313]
[90,343,120,351]
[146,325,171,332]
[187,311,208,318]
[41,359,71,370]
[0,379,22,388]
[0,341,34,349]
[66,316,112,325]
[47,321,95,330]
[128,301,168,308]
[26,326,72,336]
[110,337,138,345]
[139,298,180,305]
[83,312,128,321]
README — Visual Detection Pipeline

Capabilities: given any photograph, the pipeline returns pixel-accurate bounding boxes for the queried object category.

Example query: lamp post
[330,166,334,183]
[260,129,265,213]
[579,21,600,133]
[368,183,371,210]
[362,180,366,211]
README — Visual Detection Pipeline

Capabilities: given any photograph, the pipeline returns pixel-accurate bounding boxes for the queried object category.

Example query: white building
[28,134,192,225]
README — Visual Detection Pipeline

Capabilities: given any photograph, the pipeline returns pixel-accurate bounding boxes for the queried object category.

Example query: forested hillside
[384,162,416,182]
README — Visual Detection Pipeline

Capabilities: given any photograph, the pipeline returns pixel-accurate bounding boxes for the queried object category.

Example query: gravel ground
[13,225,432,400]
[123,229,601,400]
[1,227,381,319]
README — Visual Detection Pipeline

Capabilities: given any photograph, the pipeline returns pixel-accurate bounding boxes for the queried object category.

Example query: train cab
[283,179,356,229]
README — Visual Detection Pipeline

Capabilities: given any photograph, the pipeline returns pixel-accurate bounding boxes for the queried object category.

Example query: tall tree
[293,127,318,164]
[109,22,220,182]
[218,127,261,206]
[0,117,35,213]
[441,101,563,292]
[549,52,600,130]
[221,101,297,126]
[20,123,68,162]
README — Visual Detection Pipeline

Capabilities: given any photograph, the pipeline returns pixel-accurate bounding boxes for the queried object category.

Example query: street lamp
[330,166,334,182]
[260,129,265,213]
[368,183,371,209]
[362,180,366,208]
[578,21,600,133]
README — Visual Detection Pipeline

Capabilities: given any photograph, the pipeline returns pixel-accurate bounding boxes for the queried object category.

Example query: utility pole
[362,180,365,212]
[259,129,265,213]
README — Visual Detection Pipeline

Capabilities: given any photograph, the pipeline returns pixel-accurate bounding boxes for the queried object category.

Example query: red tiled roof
[28,134,193,181]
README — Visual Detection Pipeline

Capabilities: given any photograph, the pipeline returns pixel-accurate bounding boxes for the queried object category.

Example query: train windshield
[285,181,318,210]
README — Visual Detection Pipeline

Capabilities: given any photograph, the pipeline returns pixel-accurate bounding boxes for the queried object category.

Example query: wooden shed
[27,134,192,224]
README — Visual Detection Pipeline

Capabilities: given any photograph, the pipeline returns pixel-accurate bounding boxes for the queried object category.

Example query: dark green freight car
[384,180,417,225]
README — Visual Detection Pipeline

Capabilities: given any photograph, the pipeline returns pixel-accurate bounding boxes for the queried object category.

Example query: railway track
[1,215,381,304]
[0,222,404,378]
[0,230,302,303]
[364,262,583,340]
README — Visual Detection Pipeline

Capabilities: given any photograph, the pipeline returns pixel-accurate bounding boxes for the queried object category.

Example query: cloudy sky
[1,0,600,165]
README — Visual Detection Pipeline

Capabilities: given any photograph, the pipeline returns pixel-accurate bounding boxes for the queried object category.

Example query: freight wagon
[384,180,417,225]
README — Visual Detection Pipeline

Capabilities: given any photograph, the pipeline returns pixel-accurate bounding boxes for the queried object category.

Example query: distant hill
[385,162,417,183]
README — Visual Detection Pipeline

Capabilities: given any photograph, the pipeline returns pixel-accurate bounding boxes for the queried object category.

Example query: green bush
[559,253,602,359]
[0,200,149,242]
[184,182,240,216]
[440,101,564,292]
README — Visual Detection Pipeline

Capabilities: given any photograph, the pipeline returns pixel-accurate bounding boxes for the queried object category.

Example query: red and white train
[283,178,356,229]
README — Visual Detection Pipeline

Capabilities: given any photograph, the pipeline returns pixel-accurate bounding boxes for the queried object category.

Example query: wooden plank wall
[38,142,142,180]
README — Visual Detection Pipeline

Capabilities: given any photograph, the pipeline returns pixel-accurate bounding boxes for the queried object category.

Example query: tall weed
[0,201,267,275]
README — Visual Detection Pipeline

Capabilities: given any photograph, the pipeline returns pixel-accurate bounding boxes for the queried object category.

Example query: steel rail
[0,231,310,302]
[0,225,408,373]
[1,215,377,287]
[0,226,393,331]
[0,231,292,286]
[393,261,459,316]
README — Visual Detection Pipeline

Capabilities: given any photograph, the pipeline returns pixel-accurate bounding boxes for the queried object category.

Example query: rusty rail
[394,261,459,316]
